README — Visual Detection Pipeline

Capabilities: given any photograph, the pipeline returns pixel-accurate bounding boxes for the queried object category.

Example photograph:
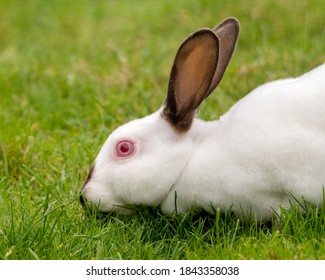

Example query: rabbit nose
[80,193,87,207]
[80,164,95,207]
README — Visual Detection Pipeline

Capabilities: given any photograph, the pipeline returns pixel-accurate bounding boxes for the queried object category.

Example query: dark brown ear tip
[182,28,220,47]
[213,17,240,34]
[221,17,240,27]
[228,17,240,32]
[226,17,240,25]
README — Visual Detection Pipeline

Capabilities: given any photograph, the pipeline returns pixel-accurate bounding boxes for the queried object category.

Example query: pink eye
[115,139,136,158]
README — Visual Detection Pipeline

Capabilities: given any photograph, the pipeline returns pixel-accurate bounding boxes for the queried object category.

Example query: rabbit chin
[82,189,134,215]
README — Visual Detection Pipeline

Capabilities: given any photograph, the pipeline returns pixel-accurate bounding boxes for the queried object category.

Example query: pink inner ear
[115,139,136,159]
[178,47,211,105]
[173,30,219,115]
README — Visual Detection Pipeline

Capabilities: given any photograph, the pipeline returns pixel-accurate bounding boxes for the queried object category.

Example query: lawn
[0,0,324,260]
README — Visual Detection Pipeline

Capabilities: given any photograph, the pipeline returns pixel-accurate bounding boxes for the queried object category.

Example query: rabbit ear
[162,29,219,132]
[207,17,240,95]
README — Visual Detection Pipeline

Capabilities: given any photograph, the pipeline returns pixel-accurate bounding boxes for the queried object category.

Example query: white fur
[82,63,325,220]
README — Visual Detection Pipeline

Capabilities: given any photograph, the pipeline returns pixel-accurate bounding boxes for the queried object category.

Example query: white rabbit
[80,17,325,221]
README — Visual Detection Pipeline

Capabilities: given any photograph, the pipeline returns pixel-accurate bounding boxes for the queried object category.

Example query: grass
[0,0,324,260]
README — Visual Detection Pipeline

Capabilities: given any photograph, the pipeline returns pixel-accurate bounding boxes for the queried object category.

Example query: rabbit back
[161,64,325,220]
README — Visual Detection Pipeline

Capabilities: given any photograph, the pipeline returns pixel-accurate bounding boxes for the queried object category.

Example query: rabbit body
[81,18,325,221]
[161,64,325,220]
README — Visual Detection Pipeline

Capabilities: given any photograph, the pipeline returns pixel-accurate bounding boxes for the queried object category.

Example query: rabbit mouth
[80,193,136,216]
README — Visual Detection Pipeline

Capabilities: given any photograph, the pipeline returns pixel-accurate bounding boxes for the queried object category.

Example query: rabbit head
[80,18,240,214]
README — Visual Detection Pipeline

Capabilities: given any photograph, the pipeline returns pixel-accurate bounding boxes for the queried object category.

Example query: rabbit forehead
[99,111,195,167]
[108,111,181,144]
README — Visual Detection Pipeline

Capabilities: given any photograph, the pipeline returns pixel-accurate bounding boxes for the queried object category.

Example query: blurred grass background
[0,0,324,259]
